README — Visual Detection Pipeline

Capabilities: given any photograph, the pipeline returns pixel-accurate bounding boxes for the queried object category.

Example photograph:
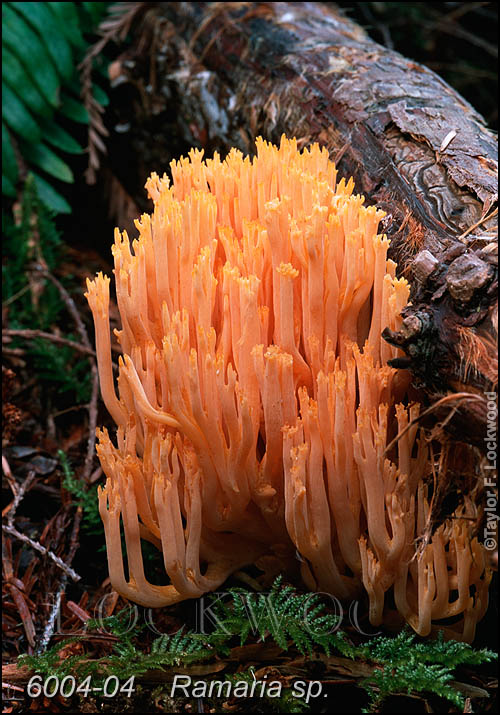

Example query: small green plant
[359,629,496,711]
[3,178,92,404]
[58,450,102,536]
[3,176,62,314]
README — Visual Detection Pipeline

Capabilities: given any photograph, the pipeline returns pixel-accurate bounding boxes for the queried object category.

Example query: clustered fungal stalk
[86,136,491,641]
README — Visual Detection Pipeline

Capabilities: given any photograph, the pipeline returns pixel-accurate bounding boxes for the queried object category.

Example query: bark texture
[108,1,498,450]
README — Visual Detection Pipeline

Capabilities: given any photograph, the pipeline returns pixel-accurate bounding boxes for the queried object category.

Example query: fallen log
[103,1,497,451]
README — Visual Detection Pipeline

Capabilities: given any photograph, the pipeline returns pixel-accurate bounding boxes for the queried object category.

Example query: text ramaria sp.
[170,674,323,702]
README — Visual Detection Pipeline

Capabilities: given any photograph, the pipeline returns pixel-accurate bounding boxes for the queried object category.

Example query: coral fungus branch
[86,136,491,640]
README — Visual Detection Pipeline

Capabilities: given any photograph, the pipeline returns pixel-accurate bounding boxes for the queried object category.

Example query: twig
[356,1,394,50]
[3,539,37,648]
[458,206,498,241]
[383,393,483,457]
[41,270,98,483]
[66,600,91,623]
[423,15,497,58]
[4,471,37,527]
[41,272,90,348]
[2,455,17,494]
[85,363,100,483]
[333,141,350,166]
[2,283,30,308]
[439,2,491,24]
[2,525,81,583]
[52,404,89,418]
[3,329,96,357]
[37,575,67,655]
[36,505,85,653]
[6,582,37,649]
[89,466,103,484]
[67,506,84,566]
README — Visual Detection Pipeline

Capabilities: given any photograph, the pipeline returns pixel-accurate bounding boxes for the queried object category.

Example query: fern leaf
[39,118,84,155]
[47,2,86,49]
[2,82,41,142]
[21,142,74,183]
[2,123,18,186]
[3,174,16,197]
[59,93,90,124]
[31,172,71,214]
[3,3,60,107]
[2,46,53,119]
[10,1,74,80]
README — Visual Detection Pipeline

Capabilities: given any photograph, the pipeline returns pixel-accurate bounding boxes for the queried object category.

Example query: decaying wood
[104,1,497,451]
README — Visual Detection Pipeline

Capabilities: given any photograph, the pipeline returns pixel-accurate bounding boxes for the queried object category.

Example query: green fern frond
[360,628,496,711]
[209,576,346,656]
[2,1,111,214]
[361,661,463,711]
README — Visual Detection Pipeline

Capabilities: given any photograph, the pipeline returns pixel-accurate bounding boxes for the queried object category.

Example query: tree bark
[107,1,498,451]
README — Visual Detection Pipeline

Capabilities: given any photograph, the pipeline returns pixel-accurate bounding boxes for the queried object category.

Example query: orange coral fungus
[86,136,490,640]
